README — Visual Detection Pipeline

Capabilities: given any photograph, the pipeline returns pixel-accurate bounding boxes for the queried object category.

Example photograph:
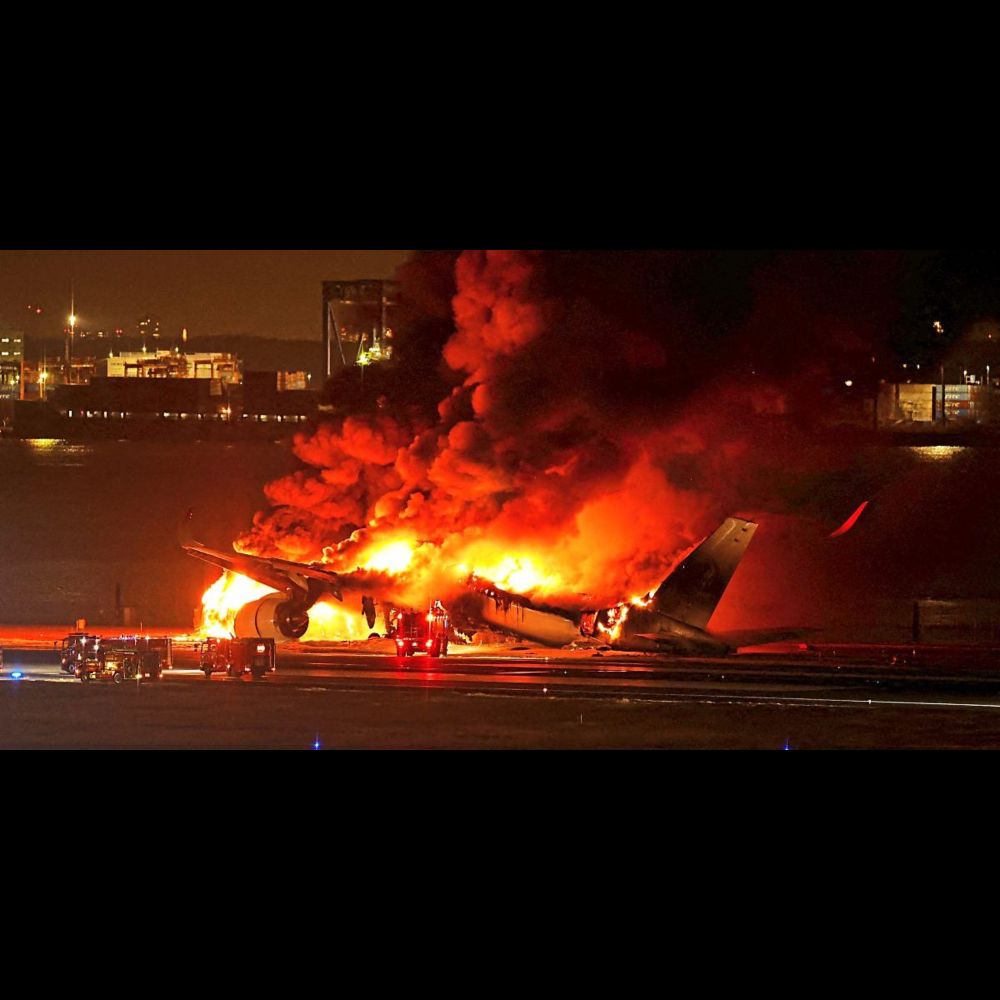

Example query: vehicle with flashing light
[113,635,173,674]
[61,632,99,674]
[198,637,276,679]
[76,648,159,684]
[63,633,171,678]
[1,648,24,681]
[393,602,450,658]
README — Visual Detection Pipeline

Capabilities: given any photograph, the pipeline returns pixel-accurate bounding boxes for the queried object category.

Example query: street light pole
[67,281,76,385]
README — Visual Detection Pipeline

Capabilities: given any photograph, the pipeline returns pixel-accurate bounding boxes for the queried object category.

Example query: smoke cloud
[237,250,906,626]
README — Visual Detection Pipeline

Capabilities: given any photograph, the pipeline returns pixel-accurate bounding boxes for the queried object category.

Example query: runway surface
[5,637,1000,747]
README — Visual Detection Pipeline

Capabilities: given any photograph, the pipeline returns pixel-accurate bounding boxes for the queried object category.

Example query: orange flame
[361,539,415,574]
[200,536,641,646]
[597,603,630,643]
[199,571,276,638]
[595,591,654,643]
[300,600,370,641]
[455,551,563,595]
[198,574,376,643]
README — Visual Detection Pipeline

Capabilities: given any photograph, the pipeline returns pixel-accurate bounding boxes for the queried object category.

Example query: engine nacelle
[233,595,310,641]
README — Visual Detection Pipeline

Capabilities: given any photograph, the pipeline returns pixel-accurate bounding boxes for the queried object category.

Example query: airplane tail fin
[651,517,757,630]
[178,507,201,548]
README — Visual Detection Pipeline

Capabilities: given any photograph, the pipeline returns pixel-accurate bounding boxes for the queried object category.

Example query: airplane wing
[180,509,343,602]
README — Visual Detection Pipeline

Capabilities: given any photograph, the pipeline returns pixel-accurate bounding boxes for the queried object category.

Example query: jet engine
[233,595,310,641]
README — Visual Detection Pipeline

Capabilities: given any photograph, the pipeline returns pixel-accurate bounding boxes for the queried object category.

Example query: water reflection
[905,445,967,462]
[0,439,298,625]
[18,439,94,466]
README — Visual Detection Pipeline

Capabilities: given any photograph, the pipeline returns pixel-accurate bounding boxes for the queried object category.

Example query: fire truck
[392,601,450,658]
[198,637,276,679]
[77,648,148,684]
[64,634,171,681]
[61,633,98,674]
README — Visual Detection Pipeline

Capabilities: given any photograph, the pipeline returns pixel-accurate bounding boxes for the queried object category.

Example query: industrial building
[878,381,998,426]
[0,331,24,401]
[95,350,241,382]
[46,371,316,426]
[322,279,398,378]
[7,347,317,438]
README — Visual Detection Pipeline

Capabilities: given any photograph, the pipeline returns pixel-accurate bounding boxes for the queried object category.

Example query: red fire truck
[64,633,171,681]
[199,637,276,679]
[392,601,450,658]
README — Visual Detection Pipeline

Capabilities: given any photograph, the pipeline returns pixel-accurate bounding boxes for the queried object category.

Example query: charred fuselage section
[457,518,757,654]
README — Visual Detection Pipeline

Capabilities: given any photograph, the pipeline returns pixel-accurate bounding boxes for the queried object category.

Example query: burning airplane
[185,250,892,651]
[184,511,757,655]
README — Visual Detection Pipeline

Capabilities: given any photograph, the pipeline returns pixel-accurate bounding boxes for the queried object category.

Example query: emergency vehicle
[76,648,161,684]
[393,601,450,658]
[199,637,276,679]
[63,633,171,678]
[61,633,98,674]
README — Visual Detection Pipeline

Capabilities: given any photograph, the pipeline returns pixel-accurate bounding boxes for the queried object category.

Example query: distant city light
[844,380,853,387]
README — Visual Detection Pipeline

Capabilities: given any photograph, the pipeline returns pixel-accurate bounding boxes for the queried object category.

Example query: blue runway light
[313,736,321,750]
[783,738,791,750]
[10,671,23,680]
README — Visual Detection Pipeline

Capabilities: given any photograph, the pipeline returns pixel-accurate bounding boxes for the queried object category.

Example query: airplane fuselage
[462,590,732,655]
[615,607,731,656]
[464,591,581,646]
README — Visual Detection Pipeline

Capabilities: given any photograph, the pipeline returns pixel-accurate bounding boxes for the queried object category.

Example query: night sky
[0,250,413,340]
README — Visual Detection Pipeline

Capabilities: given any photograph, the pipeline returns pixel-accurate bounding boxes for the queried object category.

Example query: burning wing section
[181,510,344,640]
